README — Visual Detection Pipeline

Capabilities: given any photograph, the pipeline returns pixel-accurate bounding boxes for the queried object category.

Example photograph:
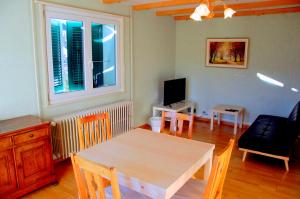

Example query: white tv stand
[152,101,195,117]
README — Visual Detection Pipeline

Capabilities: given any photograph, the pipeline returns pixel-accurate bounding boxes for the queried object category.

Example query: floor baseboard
[136,117,249,130]
[194,116,250,129]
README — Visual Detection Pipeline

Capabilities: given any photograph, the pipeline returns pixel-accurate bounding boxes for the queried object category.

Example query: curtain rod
[34,0,130,18]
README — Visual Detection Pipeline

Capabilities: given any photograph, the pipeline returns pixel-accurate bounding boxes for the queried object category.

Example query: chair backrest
[160,111,194,139]
[71,153,121,199]
[77,113,111,150]
[204,139,235,199]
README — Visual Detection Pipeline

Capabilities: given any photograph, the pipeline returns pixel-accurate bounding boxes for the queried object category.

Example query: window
[45,6,124,104]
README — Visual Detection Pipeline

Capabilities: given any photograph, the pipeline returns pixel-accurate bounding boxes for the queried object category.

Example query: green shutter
[67,21,84,91]
[91,23,104,87]
[51,21,63,92]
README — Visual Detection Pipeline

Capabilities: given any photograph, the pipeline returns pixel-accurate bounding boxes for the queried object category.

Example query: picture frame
[206,38,249,69]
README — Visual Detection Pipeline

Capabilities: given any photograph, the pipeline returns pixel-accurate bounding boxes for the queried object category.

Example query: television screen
[163,78,186,106]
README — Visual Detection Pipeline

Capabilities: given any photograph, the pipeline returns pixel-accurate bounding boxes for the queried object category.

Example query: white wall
[175,14,300,123]
[0,0,175,127]
[133,11,175,126]
[0,0,39,119]
[2,0,299,125]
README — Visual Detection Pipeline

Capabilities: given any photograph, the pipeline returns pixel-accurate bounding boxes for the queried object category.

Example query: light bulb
[224,8,236,19]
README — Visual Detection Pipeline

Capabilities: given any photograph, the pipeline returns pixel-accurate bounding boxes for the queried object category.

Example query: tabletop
[213,104,244,113]
[77,128,215,199]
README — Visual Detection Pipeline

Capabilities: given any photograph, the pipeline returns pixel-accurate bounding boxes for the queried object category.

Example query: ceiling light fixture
[190,0,236,21]
[196,4,211,17]
[190,11,202,21]
[190,3,211,21]
[224,7,236,19]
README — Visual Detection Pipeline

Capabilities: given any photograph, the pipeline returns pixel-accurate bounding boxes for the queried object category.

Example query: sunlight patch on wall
[291,88,298,92]
[256,73,284,87]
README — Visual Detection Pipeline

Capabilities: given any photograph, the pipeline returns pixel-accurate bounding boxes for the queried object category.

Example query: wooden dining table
[77,128,215,199]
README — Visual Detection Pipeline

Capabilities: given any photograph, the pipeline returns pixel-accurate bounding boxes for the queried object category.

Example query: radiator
[51,101,133,160]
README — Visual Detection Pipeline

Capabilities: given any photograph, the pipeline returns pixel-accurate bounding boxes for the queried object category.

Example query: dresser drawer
[13,129,49,145]
[0,137,12,150]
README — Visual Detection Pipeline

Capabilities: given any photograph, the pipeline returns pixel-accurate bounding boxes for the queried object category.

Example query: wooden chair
[71,153,121,199]
[172,139,235,199]
[71,154,150,199]
[77,113,111,150]
[160,111,194,139]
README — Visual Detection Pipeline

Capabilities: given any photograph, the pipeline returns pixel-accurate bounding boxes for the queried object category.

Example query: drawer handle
[29,134,34,138]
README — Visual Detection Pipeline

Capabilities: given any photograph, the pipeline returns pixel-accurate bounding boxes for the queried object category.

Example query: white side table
[210,104,245,135]
[152,101,195,117]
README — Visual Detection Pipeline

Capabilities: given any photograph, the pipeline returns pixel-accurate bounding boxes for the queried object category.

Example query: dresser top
[0,115,49,135]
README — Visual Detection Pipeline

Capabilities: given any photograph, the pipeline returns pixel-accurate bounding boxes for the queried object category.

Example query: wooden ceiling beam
[157,7,195,16]
[174,6,300,20]
[102,0,129,3]
[157,0,300,16]
[133,0,212,11]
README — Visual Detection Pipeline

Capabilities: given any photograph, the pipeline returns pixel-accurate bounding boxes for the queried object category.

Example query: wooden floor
[22,121,300,199]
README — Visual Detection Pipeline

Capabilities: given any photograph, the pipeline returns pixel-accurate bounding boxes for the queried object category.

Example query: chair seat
[105,185,151,199]
[171,179,206,199]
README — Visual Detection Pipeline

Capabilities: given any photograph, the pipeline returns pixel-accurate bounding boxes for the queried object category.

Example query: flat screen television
[163,78,186,106]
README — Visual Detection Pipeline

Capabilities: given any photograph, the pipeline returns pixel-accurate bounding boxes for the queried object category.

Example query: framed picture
[206,38,249,68]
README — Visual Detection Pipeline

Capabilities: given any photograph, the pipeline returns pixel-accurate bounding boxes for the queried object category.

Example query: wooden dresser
[0,116,56,199]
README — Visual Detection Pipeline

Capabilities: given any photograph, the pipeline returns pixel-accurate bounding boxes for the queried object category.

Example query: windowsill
[47,87,125,107]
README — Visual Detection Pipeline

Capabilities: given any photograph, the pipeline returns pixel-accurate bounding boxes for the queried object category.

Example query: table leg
[217,113,221,125]
[239,110,244,129]
[210,111,214,131]
[190,103,195,114]
[204,154,213,181]
[152,108,156,117]
[234,114,238,135]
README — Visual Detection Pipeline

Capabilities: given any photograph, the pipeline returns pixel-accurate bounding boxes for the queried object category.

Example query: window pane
[50,19,84,94]
[91,23,116,88]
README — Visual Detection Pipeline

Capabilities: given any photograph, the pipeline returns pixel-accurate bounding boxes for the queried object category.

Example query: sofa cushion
[238,115,291,157]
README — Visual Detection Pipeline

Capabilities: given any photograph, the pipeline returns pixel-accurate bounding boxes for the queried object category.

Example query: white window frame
[45,5,124,105]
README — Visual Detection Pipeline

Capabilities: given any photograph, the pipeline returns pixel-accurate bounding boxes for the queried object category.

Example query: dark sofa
[238,101,300,171]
